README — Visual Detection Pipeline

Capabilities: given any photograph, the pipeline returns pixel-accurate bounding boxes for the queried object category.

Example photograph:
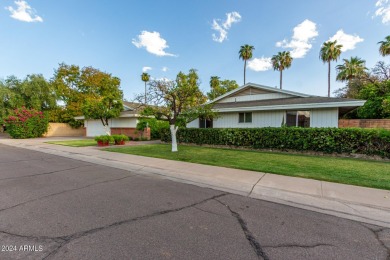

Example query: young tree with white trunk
[137,69,214,152]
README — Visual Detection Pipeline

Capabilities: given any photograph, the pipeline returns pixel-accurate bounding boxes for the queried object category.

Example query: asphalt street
[0,144,389,260]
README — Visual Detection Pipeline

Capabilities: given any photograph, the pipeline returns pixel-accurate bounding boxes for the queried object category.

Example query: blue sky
[1,0,389,99]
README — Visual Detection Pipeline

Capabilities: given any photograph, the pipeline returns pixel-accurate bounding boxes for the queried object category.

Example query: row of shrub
[161,127,390,158]
[4,107,49,139]
[94,134,149,145]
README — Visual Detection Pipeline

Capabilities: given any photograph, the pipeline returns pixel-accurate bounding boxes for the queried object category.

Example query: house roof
[208,82,313,104]
[75,101,150,120]
[213,97,366,114]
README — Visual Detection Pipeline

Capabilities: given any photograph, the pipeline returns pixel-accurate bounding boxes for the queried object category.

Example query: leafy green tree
[207,77,239,100]
[52,63,86,127]
[239,45,255,85]
[320,40,342,97]
[141,72,150,104]
[0,75,56,124]
[336,57,368,83]
[378,35,390,57]
[81,68,123,135]
[139,69,214,152]
[356,80,390,119]
[52,63,123,131]
[271,51,293,90]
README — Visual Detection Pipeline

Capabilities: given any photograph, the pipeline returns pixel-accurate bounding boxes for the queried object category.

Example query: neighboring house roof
[74,101,151,120]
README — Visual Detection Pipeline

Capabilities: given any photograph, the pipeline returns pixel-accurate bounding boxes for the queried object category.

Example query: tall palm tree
[319,40,343,97]
[141,72,150,104]
[378,35,390,57]
[336,57,368,83]
[239,45,255,85]
[271,51,293,90]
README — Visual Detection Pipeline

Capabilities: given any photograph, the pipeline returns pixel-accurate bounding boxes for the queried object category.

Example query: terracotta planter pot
[114,140,126,145]
[97,141,110,147]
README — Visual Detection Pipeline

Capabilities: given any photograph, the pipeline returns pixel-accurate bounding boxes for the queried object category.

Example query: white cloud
[247,57,272,72]
[142,67,152,72]
[5,0,43,22]
[132,31,176,57]
[375,0,390,24]
[276,19,318,58]
[212,11,241,43]
[162,67,168,72]
[328,30,364,52]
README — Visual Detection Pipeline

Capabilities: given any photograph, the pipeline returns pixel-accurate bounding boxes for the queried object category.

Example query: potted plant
[94,135,114,146]
[112,134,129,145]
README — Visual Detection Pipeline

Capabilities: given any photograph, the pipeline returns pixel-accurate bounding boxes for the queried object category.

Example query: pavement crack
[0,165,93,181]
[214,199,269,260]
[0,174,138,213]
[42,192,228,259]
[248,174,266,197]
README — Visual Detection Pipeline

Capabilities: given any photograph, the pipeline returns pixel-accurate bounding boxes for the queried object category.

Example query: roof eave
[214,100,366,112]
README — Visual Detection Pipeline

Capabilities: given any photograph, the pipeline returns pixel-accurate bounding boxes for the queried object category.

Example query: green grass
[105,144,390,190]
[46,139,97,147]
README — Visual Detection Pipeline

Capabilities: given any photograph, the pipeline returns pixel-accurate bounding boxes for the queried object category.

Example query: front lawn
[46,139,97,147]
[104,144,390,190]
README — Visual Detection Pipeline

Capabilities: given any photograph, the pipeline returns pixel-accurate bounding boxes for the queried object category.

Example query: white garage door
[85,120,108,137]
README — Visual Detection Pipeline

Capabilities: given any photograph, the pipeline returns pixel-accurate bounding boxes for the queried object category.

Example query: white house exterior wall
[187,108,339,129]
[85,118,139,137]
[213,111,285,128]
[85,120,107,137]
[110,118,138,128]
[310,108,339,128]
[187,119,199,128]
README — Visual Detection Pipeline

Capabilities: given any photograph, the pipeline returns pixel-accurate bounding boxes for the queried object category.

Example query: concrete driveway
[0,144,389,260]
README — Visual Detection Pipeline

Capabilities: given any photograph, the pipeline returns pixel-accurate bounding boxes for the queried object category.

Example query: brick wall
[110,127,151,140]
[339,119,390,130]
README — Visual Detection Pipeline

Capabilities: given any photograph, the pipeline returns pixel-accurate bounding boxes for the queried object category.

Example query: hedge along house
[187,83,366,129]
[75,101,151,138]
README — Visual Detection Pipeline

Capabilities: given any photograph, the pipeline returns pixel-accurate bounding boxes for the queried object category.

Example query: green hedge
[161,127,390,158]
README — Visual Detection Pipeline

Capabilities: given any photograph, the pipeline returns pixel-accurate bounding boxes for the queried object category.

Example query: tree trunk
[144,82,147,104]
[244,60,246,85]
[104,124,111,136]
[280,70,283,90]
[170,125,178,152]
[101,118,111,135]
[328,61,331,97]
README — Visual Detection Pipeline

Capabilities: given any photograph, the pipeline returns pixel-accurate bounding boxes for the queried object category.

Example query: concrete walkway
[1,137,389,228]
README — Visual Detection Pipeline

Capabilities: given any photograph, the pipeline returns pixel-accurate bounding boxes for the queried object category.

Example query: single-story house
[187,83,366,128]
[75,101,150,137]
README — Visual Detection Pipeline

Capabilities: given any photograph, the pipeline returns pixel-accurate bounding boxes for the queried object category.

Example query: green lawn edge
[104,144,390,191]
[46,140,97,147]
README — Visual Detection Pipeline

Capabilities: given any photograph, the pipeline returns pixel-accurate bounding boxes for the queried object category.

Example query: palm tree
[141,72,150,104]
[319,40,343,97]
[271,51,293,90]
[378,35,390,57]
[239,45,255,85]
[336,57,368,83]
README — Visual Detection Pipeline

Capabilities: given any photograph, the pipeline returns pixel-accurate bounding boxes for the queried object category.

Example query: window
[286,111,310,127]
[199,118,213,128]
[239,112,252,123]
